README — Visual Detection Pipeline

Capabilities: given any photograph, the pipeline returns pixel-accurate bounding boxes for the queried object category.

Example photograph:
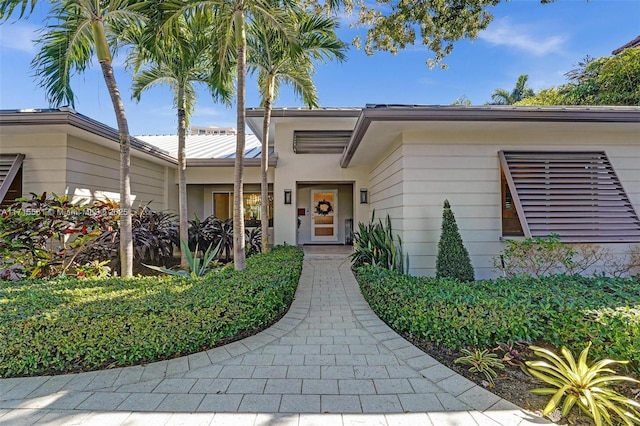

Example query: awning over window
[0,154,25,206]
[293,131,352,154]
[499,151,640,243]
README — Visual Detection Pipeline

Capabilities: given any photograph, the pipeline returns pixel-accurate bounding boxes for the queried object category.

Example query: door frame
[310,189,338,242]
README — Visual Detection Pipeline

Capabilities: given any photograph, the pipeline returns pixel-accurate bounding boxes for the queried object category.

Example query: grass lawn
[0,246,303,378]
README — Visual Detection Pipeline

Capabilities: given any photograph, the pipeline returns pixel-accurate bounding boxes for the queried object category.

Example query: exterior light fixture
[360,188,369,204]
[284,189,292,205]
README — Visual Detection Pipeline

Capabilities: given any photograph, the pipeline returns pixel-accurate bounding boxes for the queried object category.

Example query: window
[213,192,274,227]
[0,154,24,209]
[499,150,640,243]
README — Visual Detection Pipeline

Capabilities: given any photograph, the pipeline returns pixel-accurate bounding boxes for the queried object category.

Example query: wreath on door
[315,199,334,216]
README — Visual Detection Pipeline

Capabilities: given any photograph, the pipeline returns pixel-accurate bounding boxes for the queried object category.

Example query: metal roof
[136,133,265,159]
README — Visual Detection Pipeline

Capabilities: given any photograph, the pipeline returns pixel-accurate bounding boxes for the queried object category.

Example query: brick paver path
[0,252,549,425]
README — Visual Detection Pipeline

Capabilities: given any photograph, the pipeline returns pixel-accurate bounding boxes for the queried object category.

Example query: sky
[0,0,639,136]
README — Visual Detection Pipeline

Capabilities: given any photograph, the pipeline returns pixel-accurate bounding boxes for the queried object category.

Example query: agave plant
[144,240,220,279]
[526,343,640,425]
[455,348,505,385]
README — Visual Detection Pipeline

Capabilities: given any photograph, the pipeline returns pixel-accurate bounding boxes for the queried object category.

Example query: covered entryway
[296,183,354,245]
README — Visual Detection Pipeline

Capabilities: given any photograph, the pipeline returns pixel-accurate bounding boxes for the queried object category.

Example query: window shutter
[499,151,640,243]
[293,131,352,154]
[0,154,25,207]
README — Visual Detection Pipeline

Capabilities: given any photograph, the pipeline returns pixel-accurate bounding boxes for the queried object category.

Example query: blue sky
[0,0,638,135]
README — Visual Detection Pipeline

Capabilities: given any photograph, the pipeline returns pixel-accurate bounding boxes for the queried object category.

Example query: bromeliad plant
[454,348,505,386]
[526,343,640,425]
[144,240,221,279]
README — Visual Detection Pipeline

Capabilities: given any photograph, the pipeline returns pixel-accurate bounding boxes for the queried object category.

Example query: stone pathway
[0,250,550,425]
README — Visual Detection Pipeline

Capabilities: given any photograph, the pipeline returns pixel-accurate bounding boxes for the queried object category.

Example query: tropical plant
[161,0,296,271]
[128,9,232,269]
[490,74,535,105]
[454,348,504,385]
[75,260,111,279]
[526,343,640,425]
[188,215,234,262]
[0,0,147,277]
[248,6,346,252]
[350,211,407,274]
[245,227,262,257]
[76,204,179,270]
[144,240,220,278]
[435,199,474,282]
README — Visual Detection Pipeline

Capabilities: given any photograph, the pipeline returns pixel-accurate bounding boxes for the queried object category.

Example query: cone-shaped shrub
[436,200,474,282]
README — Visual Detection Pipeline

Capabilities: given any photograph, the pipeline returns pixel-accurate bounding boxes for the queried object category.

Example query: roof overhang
[0,108,178,166]
[341,105,640,168]
[186,157,278,167]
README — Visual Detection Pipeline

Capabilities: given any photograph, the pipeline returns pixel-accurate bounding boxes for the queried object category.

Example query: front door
[311,190,338,242]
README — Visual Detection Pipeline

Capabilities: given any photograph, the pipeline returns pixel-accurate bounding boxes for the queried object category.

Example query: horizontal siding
[66,136,167,210]
[395,138,640,280]
[0,133,67,196]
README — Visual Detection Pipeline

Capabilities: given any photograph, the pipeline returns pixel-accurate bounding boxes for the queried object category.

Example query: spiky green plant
[350,211,408,274]
[455,348,505,385]
[144,240,220,279]
[526,343,640,425]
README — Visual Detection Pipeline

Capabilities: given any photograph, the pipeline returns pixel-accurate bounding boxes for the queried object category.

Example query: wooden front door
[311,190,338,242]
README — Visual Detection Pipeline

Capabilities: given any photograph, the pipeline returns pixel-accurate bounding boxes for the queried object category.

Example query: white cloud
[0,23,39,54]
[479,18,566,56]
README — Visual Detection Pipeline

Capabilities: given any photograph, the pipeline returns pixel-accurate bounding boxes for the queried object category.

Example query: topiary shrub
[435,199,474,282]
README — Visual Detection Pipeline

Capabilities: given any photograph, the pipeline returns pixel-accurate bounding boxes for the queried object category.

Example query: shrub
[495,234,611,278]
[435,200,474,282]
[0,193,118,279]
[144,240,221,278]
[0,246,303,377]
[350,211,407,274]
[454,348,504,385]
[355,265,640,374]
[188,216,234,262]
[526,343,640,425]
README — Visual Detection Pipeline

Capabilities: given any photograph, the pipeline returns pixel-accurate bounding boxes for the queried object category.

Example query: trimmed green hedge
[0,246,303,377]
[356,266,640,373]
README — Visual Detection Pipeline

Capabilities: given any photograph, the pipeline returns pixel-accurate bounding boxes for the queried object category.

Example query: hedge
[0,246,303,377]
[356,266,640,374]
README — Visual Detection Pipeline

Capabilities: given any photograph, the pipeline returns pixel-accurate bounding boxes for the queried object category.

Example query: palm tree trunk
[94,19,133,277]
[260,75,275,253]
[233,9,247,270]
[177,86,189,268]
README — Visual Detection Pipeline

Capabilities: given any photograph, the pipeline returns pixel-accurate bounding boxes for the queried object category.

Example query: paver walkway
[0,249,550,425]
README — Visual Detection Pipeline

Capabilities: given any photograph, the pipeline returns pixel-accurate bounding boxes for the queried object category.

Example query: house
[2,105,640,279]
[612,35,640,55]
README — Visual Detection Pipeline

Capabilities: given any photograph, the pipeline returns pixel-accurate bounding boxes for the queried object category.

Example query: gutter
[340,105,640,168]
[187,157,278,167]
[0,108,178,166]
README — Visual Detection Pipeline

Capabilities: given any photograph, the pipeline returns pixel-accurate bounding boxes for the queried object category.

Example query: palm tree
[0,0,146,277]
[161,0,296,270]
[128,11,232,268]
[248,8,346,252]
[490,74,535,105]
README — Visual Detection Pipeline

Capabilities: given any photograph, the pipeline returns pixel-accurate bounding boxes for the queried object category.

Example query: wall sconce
[284,189,292,205]
[359,188,369,204]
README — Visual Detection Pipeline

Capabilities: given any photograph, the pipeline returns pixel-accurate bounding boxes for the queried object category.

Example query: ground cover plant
[0,246,303,377]
[355,266,640,374]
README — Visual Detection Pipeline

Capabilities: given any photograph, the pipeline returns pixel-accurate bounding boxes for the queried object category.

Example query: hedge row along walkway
[0,249,550,425]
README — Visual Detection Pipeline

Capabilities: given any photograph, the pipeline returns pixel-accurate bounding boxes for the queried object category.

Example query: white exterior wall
[389,123,640,279]
[272,122,369,246]
[0,133,68,196]
[66,136,168,210]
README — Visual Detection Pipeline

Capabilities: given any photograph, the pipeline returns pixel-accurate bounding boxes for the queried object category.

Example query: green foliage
[495,235,639,278]
[516,48,640,106]
[355,265,640,374]
[435,200,474,282]
[490,74,535,105]
[75,203,179,271]
[526,343,640,425]
[75,260,111,279]
[189,216,234,262]
[245,227,262,257]
[0,246,303,377]
[350,211,407,274]
[144,240,221,279]
[0,193,118,279]
[454,348,504,385]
